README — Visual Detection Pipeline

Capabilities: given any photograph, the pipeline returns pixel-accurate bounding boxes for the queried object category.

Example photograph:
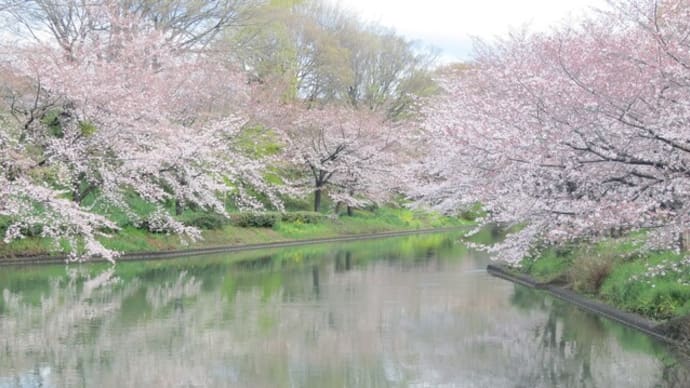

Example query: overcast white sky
[335,0,608,62]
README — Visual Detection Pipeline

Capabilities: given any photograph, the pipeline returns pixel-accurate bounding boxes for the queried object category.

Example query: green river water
[0,232,688,387]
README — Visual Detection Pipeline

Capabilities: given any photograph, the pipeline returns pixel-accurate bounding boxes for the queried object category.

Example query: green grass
[600,250,690,320]
[272,207,467,239]
[0,206,470,259]
[520,246,574,282]
[520,232,690,321]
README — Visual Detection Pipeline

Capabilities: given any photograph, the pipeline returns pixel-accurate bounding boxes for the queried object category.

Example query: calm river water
[0,232,688,387]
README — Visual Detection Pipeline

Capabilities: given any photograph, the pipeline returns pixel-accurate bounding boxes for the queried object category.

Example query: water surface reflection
[0,234,687,387]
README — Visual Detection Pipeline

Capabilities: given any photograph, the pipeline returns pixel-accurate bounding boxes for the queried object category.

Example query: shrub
[0,220,45,238]
[280,211,326,224]
[569,253,615,294]
[231,212,279,228]
[459,203,486,221]
[178,211,228,230]
[22,224,44,237]
[0,216,10,235]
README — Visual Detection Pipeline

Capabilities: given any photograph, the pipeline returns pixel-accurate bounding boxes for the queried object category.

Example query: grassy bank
[519,234,690,322]
[0,207,470,259]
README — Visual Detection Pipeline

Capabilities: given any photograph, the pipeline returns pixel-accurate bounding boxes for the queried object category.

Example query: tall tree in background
[230,0,436,118]
[418,0,690,264]
[0,0,252,49]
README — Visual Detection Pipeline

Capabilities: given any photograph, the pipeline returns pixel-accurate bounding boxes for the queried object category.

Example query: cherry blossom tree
[271,104,402,213]
[418,0,690,264]
[0,1,276,261]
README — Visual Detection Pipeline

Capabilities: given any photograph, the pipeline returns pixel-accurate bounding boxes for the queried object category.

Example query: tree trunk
[680,231,687,253]
[346,190,354,216]
[314,189,322,212]
[73,184,96,205]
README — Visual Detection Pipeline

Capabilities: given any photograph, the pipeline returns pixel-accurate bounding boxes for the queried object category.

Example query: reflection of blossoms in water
[81,266,121,295]
[0,266,131,387]
[0,238,689,387]
[0,267,216,387]
[145,271,202,310]
[2,288,22,310]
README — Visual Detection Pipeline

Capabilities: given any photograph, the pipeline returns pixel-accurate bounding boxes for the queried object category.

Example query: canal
[0,232,688,387]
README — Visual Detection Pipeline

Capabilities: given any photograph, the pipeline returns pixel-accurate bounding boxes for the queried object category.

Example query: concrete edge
[0,227,465,267]
[486,264,546,289]
[487,264,682,347]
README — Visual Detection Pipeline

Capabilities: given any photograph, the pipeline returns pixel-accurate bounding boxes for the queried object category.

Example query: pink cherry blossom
[1,1,276,261]
[418,0,690,264]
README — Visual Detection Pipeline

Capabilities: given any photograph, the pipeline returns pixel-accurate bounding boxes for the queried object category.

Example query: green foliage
[41,110,63,138]
[272,220,327,238]
[100,227,159,252]
[224,177,284,212]
[0,216,9,235]
[569,253,617,295]
[263,171,283,186]
[521,247,573,282]
[272,207,466,239]
[79,120,98,137]
[235,125,282,157]
[27,165,61,188]
[86,191,157,228]
[20,224,44,238]
[279,211,326,224]
[38,110,98,140]
[358,207,466,229]
[178,211,228,230]
[231,212,280,228]
[0,234,59,257]
[280,195,312,211]
[600,250,690,320]
[0,199,57,239]
[1,200,468,259]
[523,242,621,291]
[230,0,436,117]
[270,0,306,7]
[459,203,486,222]
[354,207,420,228]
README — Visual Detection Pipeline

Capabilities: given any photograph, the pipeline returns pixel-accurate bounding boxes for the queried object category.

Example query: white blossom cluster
[629,257,690,287]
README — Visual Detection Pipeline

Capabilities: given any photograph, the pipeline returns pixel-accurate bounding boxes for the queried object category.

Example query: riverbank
[503,234,690,348]
[516,234,690,321]
[0,207,470,264]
